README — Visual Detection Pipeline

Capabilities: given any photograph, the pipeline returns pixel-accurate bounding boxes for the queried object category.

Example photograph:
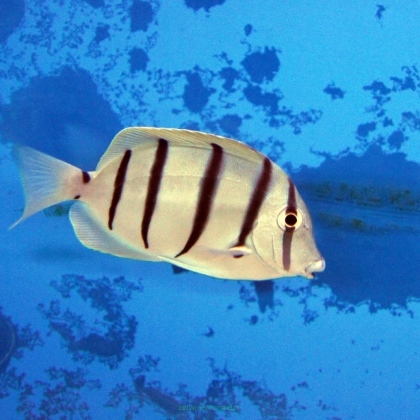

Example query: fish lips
[304,258,326,279]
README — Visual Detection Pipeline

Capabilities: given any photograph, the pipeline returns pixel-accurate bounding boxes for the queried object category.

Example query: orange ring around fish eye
[277,206,303,231]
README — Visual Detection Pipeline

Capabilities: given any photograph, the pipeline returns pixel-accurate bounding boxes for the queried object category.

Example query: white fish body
[11,127,325,280]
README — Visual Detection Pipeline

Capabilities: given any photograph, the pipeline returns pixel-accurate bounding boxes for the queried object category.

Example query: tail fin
[10,146,82,229]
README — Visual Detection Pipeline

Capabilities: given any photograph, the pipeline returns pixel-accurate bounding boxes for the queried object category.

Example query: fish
[10,127,325,280]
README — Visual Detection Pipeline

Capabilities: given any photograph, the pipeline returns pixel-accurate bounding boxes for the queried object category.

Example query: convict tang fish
[11,127,325,280]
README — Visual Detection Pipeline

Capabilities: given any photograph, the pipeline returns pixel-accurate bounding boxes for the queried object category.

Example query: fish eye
[277,206,303,231]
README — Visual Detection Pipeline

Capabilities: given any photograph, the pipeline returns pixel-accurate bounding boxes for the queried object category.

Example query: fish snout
[304,258,326,279]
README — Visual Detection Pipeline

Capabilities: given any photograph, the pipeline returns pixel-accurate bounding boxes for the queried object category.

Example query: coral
[38,275,142,369]
[16,367,101,420]
[106,356,297,419]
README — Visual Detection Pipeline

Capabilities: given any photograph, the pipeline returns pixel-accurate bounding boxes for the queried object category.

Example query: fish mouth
[304,258,326,279]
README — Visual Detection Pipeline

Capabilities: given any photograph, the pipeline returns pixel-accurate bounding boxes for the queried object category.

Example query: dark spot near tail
[82,171,90,183]
[74,195,81,200]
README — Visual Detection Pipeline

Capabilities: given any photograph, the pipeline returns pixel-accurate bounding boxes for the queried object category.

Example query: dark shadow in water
[130,0,156,32]
[292,145,420,309]
[0,308,44,399]
[0,312,16,373]
[184,0,226,12]
[106,355,299,419]
[38,275,141,369]
[13,367,101,418]
[0,0,25,44]
[0,66,123,169]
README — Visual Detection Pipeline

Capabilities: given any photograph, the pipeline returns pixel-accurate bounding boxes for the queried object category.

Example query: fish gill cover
[1,0,420,419]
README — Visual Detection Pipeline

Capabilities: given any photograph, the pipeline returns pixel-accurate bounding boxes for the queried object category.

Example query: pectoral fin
[227,244,253,258]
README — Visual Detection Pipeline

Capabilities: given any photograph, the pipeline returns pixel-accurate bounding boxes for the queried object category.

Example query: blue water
[1,1,420,419]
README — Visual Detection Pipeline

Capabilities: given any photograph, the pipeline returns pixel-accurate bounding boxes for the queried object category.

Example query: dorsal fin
[96,127,265,171]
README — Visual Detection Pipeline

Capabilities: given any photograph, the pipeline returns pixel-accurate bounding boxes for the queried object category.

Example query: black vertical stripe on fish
[234,157,272,247]
[82,171,90,183]
[108,149,132,230]
[141,138,169,248]
[282,178,297,271]
[175,143,224,258]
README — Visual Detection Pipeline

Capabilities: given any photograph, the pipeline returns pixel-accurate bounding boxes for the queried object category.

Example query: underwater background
[1,0,420,419]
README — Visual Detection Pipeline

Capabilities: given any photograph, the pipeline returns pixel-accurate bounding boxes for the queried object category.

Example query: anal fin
[69,202,160,261]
